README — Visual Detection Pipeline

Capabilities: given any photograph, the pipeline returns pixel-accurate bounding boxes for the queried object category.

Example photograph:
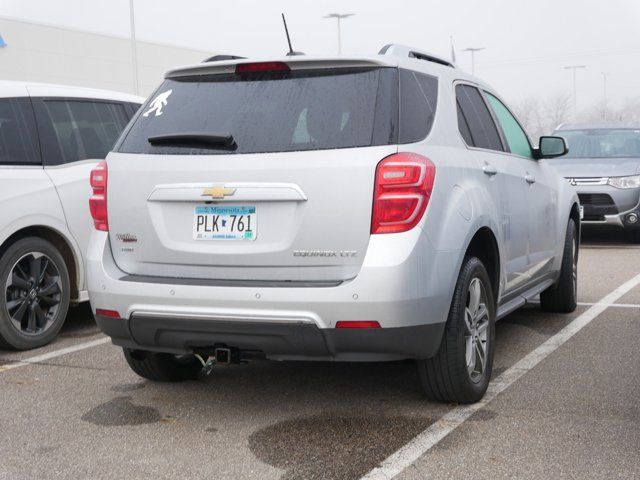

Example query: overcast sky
[2,0,639,110]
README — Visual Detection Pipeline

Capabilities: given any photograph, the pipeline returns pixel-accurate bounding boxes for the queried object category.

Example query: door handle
[525,173,536,184]
[482,164,498,176]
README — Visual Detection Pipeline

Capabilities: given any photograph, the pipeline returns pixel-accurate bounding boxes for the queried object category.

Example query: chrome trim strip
[565,177,609,186]
[147,182,308,203]
[131,310,316,325]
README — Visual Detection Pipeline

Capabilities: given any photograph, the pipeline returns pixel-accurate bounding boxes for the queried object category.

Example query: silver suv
[0,81,141,350]
[552,123,640,232]
[88,45,579,403]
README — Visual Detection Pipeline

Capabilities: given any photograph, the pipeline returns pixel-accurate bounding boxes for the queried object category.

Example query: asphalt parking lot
[1,230,639,480]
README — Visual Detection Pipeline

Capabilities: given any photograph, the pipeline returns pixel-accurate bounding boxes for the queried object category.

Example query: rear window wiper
[148,132,236,150]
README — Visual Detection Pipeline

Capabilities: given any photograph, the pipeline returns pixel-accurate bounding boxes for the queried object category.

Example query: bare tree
[616,98,640,123]
[512,96,541,138]
[512,92,573,140]
[543,92,572,133]
[511,92,640,144]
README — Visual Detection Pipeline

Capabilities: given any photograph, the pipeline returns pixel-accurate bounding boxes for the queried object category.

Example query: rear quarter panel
[411,143,505,299]
[0,165,85,292]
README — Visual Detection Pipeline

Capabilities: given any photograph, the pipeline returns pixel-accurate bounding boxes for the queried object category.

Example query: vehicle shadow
[59,302,100,338]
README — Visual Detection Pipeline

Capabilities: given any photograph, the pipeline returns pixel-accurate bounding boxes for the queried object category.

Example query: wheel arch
[0,226,80,301]
[463,226,501,303]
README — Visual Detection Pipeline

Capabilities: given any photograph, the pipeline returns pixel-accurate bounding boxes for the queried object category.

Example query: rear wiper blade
[148,132,236,149]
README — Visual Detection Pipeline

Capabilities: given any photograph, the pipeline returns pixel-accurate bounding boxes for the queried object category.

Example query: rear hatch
[107,60,427,282]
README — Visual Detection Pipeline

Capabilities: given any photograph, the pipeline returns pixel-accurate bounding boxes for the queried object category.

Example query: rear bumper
[88,229,458,360]
[96,313,444,361]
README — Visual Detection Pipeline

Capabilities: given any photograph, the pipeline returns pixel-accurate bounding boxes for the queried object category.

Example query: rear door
[456,83,530,294]
[0,93,61,243]
[32,96,134,288]
[108,64,402,282]
[484,92,557,281]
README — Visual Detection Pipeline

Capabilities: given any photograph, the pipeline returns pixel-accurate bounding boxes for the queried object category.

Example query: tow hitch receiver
[214,347,232,365]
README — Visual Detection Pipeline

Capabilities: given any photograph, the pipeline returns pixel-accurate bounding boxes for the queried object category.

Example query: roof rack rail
[378,44,455,68]
[202,54,247,63]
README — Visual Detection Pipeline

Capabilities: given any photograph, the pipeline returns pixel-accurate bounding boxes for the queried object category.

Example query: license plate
[193,205,257,241]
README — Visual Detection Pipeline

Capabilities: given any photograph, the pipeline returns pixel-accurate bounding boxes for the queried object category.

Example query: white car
[0,81,142,350]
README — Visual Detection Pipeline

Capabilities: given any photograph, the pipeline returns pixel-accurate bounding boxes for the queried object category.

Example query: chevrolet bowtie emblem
[201,186,236,199]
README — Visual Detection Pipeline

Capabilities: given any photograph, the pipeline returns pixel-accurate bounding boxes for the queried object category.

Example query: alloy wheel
[464,277,490,382]
[4,252,62,335]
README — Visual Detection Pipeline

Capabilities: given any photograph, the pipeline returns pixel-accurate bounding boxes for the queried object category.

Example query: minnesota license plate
[193,205,257,241]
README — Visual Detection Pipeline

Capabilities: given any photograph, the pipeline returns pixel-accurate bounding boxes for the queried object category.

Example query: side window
[0,98,40,165]
[455,84,503,151]
[35,99,130,165]
[127,102,142,117]
[456,101,474,146]
[399,69,438,143]
[484,92,533,159]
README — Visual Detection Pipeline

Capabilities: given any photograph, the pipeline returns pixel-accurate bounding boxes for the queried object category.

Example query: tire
[540,219,578,313]
[123,348,203,382]
[0,237,71,350]
[417,257,496,404]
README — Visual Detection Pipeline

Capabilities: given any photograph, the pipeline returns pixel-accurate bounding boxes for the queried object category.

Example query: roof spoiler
[202,55,247,63]
[167,57,397,79]
[379,44,455,68]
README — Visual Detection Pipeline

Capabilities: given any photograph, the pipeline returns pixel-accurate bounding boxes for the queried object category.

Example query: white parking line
[361,271,640,480]
[578,302,640,308]
[0,336,110,373]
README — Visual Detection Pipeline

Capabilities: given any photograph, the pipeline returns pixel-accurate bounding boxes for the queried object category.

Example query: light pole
[601,72,608,121]
[129,0,139,95]
[564,65,586,120]
[462,47,485,75]
[323,13,354,54]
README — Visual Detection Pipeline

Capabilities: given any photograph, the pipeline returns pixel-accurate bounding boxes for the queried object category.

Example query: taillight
[371,153,436,234]
[89,160,108,231]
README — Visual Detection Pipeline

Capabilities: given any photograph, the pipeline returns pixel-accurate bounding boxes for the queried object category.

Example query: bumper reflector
[335,321,381,329]
[95,309,121,319]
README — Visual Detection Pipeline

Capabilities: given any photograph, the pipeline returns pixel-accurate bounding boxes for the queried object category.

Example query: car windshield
[557,128,640,158]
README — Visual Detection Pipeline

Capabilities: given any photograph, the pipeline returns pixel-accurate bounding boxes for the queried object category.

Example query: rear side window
[0,98,40,165]
[455,84,503,151]
[457,102,473,146]
[399,69,438,143]
[35,99,130,165]
[484,92,533,158]
[118,67,399,155]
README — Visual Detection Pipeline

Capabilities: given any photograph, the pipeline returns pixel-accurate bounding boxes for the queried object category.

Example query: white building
[0,16,215,97]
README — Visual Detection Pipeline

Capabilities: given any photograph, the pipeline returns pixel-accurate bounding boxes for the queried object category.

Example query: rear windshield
[557,128,640,158]
[118,67,401,155]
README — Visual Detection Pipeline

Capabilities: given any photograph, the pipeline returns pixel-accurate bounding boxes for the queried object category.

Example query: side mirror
[535,136,568,159]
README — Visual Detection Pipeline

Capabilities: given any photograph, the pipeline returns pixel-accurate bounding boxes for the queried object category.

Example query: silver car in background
[552,124,640,233]
[88,45,579,403]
